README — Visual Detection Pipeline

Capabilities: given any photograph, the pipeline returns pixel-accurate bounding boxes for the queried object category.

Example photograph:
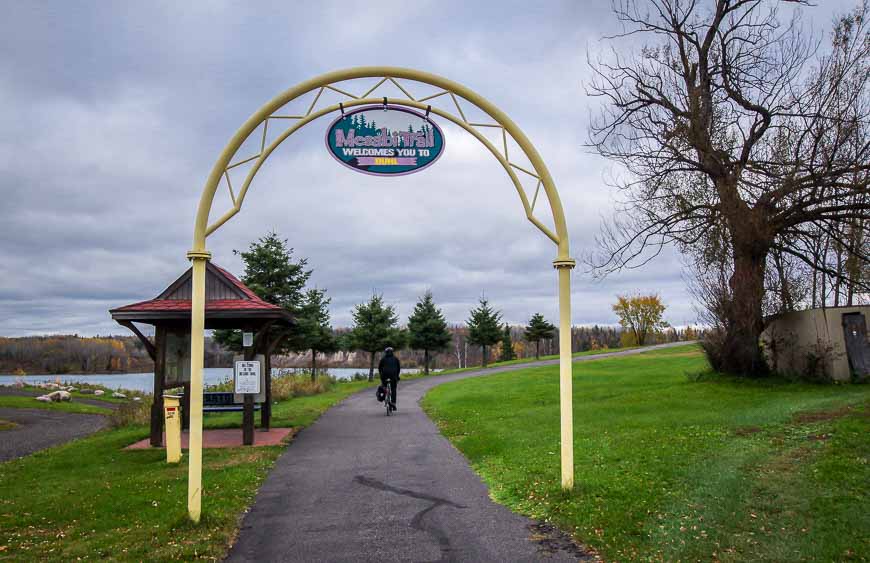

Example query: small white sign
[234,361,261,394]
[242,332,254,348]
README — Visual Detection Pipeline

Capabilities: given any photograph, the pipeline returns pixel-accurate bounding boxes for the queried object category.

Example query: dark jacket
[378,350,401,381]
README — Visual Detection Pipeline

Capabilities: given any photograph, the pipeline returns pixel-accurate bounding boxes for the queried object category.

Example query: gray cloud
[0,0,849,336]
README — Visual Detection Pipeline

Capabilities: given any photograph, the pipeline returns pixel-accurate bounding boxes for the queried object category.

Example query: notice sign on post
[234,361,261,395]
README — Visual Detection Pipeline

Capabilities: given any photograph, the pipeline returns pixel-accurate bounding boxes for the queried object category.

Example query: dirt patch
[792,405,853,424]
[208,451,274,470]
[528,522,600,560]
[734,425,762,437]
[0,419,17,431]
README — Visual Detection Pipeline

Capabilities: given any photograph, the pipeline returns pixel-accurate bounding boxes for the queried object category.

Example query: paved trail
[0,408,107,462]
[228,342,692,562]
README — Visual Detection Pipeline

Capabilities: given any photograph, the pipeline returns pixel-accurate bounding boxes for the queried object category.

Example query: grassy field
[422,345,870,562]
[0,379,372,561]
[0,395,112,415]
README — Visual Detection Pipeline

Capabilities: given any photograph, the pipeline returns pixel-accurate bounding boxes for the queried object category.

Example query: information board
[234,360,261,395]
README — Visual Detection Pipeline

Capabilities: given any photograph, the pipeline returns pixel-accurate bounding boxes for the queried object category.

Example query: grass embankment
[401,346,637,380]
[0,380,372,560]
[423,345,870,561]
[0,395,111,415]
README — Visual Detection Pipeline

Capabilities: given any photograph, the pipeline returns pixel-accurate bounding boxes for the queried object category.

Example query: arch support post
[554,257,576,490]
[186,249,211,523]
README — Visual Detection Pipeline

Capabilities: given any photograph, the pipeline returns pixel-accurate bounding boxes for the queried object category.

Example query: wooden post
[242,341,255,445]
[243,395,255,444]
[150,327,166,447]
[182,382,191,431]
[261,342,272,431]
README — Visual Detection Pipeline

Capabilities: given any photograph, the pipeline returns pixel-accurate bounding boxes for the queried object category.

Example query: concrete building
[760,305,870,382]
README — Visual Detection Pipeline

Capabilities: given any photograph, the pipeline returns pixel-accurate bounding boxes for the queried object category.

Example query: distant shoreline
[0,366,378,377]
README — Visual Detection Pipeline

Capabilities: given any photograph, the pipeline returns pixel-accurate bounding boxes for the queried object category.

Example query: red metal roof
[110,263,285,315]
[112,298,279,313]
[210,264,266,303]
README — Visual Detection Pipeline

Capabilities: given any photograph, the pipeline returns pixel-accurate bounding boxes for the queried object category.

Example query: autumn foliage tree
[588,1,870,375]
[612,294,668,347]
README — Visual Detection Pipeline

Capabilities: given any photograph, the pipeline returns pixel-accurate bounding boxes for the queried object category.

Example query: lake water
[0,367,428,393]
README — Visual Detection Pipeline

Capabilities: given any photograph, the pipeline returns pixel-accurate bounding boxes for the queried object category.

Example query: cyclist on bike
[378,346,401,411]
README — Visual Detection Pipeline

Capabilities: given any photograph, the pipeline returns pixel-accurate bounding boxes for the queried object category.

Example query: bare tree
[588,0,870,374]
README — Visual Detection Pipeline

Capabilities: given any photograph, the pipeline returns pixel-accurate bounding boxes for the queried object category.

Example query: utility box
[761,305,870,381]
[163,394,182,463]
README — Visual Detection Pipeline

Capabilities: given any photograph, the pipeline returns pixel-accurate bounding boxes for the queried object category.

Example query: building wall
[760,306,870,381]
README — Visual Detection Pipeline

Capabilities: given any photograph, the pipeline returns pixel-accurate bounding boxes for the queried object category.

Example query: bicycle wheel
[385,388,392,416]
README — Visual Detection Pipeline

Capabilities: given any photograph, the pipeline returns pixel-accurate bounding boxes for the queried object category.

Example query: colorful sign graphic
[325,105,445,176]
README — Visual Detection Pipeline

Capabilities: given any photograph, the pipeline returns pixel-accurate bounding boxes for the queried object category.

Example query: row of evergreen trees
[345,292,559,380]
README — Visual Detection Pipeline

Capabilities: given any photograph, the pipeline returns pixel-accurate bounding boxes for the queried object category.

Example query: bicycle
[383,382,392,417]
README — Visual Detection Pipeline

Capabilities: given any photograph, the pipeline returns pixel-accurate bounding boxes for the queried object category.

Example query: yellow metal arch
[186,67,575,522]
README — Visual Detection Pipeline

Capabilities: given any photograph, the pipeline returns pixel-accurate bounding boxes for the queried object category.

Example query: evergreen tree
[214,232,311,353]
[499,324,515,362]
[407,291,452,375]
[524,313,556,360]
[349,294,406,381]
[466,298,502,368]
[298,288,338,382]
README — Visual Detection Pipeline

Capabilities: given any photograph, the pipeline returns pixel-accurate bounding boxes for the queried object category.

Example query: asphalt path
[227,342,693,562]
[0,407,108,462]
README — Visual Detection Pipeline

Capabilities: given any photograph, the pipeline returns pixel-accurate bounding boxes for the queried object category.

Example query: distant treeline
[273,324,700,370]
[0,335,230,375]
[0,325,699,375]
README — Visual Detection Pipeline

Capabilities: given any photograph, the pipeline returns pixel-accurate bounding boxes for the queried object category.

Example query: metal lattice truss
[195,68,571,262]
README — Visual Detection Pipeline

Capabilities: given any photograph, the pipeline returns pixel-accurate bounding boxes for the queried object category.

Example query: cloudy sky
[0,1,854,336]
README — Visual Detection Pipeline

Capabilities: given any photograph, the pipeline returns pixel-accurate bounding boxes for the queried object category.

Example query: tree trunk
[423,349,430,375]
[721,247,769,375]
[481,345,487,368]
[368,351,375,382]
[311,349,316,383]
[535,340,540,360]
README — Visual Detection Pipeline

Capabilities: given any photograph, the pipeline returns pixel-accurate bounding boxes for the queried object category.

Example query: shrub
[206,371,341,403]
[108,396,152,428]
[270,373,336,401]
[699,329,728,372]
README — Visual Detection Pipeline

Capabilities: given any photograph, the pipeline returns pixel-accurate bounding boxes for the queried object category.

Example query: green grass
[201,379,374,429]
[402,345,638,380]
[0,380,374,560]
[0,395,111,415]
[422,344,870,562]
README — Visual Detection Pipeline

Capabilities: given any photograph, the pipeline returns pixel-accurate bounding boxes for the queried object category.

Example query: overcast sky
[0,1,854,336]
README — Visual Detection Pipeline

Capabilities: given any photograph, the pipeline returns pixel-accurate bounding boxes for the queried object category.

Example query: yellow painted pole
[555,258,575,489]
[186,250,210,522]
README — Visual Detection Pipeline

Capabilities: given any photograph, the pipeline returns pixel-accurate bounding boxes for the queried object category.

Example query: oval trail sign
[325,105,445,176]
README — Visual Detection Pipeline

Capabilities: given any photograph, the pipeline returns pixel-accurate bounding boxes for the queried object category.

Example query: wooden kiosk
[110,262,295,446]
